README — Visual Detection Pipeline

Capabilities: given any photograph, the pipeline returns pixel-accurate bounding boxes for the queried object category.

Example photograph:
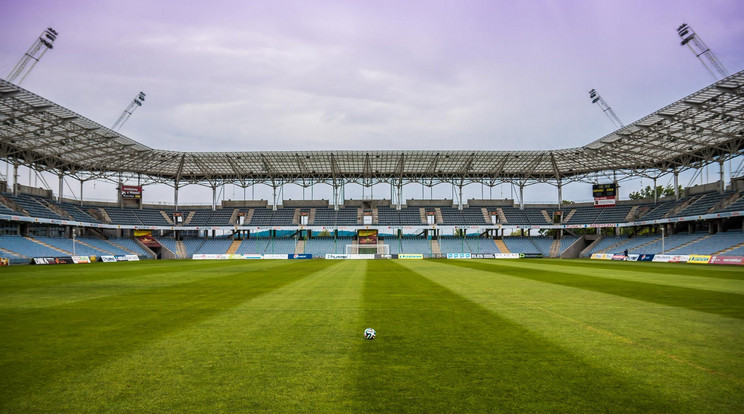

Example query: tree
[629,185,682,200]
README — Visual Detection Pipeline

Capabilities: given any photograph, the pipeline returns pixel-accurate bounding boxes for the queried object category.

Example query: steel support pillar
[13,163,19,196]
[333,185,339,211]
[272,186,278,211]
[673,170,680,201]
[719,160,725,194]
[397,184,402,210]
[174,182,179,211]
[519,184,525,210]
[58,174,63,203]
[557,180,563,209]
[458,184,463,210]
[212,186,217,211]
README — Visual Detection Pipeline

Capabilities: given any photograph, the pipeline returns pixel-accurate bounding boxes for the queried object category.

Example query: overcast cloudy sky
[1,0,743,204]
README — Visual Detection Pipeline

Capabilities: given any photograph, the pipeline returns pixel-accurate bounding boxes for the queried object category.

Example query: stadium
[1,71,744,262]
[1,2,744,413]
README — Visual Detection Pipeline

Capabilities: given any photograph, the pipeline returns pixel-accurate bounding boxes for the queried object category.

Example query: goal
[345,244,390,255]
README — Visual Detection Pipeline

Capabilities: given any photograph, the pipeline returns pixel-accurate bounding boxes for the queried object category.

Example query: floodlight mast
[6,27,58,86]
[677,23,728,81]
[112,91,146,131]
[589,88,624,129]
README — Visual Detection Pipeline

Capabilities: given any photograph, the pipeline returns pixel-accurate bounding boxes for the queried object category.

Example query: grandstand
[1,71,744,263]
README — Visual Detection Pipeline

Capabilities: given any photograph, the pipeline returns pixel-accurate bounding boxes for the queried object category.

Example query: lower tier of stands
[2,231,743,264]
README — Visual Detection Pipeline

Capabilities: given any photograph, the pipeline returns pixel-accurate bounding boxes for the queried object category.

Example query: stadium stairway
[176,240,186,258]
[159,211,174,225]
[481,208,491,223]
[107,239,140,256]
[596,237,634,254]
[435,208,444,224]
[625,206,639,221]
[295,239,305,254]
[671,234,712,253]
[27,237,69,255]
[76,239,112,255]
[39,199,74,220]
[431,239,442,255]
[541,210,552,224]
[494,239,509,253]
[563,209,577,222]
[717,241,744,255]
[226,240,241,255]
[97,208,112,224]
[0,246,27,260]
[602,236,659,254]
[497,208,507,223]
[549,240,561,257]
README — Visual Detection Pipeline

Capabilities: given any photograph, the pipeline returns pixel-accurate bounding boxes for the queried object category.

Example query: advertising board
[447,253,472,259]
[397,254,424,259]
[263,254,289,260]
[71,256,91,264]
[32,257,74,265]
[687,255,711,264]
[652,255,674,263]
[709,256,744,265]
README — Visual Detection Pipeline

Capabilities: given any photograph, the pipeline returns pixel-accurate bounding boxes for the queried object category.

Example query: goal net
[345,244,390,255]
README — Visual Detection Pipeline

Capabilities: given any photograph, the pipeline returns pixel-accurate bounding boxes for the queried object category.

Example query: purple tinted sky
[0,0,743,203]
[2,0,742,152]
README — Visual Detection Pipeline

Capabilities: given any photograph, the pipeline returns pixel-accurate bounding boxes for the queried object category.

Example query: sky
[1,0,743,205]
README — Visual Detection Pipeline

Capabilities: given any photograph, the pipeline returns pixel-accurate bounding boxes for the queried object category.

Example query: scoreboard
[121,185,142,199]
[592,183,617,207]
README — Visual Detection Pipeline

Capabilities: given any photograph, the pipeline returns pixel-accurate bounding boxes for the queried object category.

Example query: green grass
[0,259,742,413]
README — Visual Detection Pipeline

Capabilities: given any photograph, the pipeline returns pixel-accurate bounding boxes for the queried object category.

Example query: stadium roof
[1,71,743,189]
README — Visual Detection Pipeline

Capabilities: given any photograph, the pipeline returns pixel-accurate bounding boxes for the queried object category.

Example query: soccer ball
[363,328,376,340]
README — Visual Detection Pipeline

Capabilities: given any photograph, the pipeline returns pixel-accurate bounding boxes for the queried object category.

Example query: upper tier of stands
[1,189,743,227]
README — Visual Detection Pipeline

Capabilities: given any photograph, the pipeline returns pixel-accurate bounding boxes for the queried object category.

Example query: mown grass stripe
[397,259,744,412]
[484,259,744,295]
[549,258,744,280]
[444,259,744,319]
[0,260,298,308]
[3,260,364,413]
[351,260,681,413]
[0,259,336,410]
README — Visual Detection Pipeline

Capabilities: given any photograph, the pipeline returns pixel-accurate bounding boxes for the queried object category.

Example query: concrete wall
[222,199,269,208]
[406,199,453,207]
[466,199,514,207]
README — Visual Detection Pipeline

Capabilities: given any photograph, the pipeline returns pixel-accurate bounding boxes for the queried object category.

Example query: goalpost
[345,243,390,255]
[346,228,389,255]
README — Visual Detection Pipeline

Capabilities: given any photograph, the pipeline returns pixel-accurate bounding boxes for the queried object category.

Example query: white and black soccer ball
[363,328,376,340]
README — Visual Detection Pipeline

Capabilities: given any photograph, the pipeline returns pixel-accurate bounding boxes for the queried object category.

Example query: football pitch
[1,259,742,413]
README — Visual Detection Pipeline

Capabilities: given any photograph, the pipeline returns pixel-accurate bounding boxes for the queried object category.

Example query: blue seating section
[156,238,178,255]
[2,189,743,228]
[0,235,67,259]
[387,237,431,256]
[107,238,150,256]
[195,239,233,254]
[586,236,626,256]
[303,237,351,256]
[668,231,743,255]
[503,237,541,254]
